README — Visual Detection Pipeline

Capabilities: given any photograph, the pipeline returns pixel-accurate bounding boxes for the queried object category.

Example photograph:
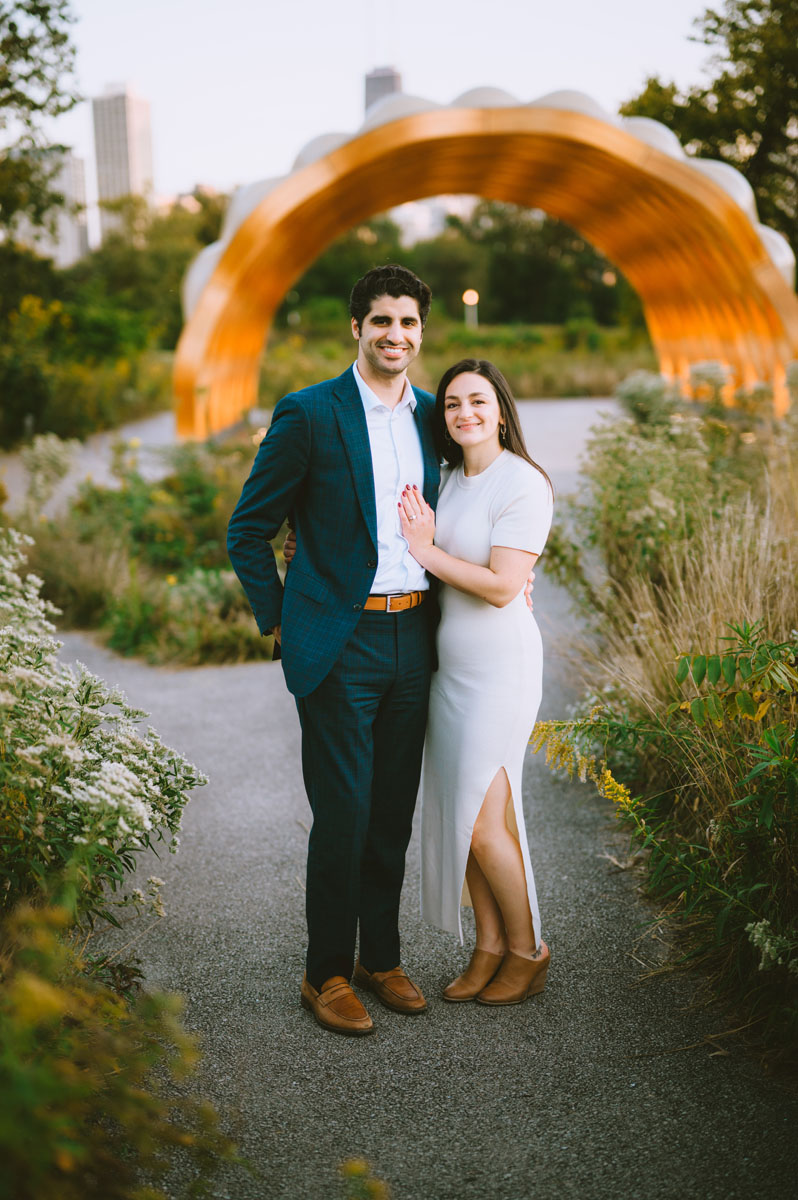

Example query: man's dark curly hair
[349,264,432,331]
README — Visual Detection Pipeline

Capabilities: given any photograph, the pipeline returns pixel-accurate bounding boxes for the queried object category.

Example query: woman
[398,358,553,1005]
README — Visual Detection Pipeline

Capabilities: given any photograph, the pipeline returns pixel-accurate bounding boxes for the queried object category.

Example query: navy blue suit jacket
[227,366,440,698]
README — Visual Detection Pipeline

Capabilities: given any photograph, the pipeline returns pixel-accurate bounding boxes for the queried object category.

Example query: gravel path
[0,410,176,517]
[51,398,797,1198]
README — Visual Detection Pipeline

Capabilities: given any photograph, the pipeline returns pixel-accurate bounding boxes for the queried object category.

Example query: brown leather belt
[364,591,426,613]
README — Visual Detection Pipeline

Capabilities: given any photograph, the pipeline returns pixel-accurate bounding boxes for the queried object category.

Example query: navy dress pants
[296,604,432,990]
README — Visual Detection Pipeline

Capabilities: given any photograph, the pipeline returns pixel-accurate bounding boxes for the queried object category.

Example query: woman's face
[443,371,502,451]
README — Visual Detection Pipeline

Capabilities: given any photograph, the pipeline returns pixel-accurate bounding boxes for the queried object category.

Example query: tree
[0,239,58,321]
[435,202,642,326]
[0,0,78,234]
[59,191,231,350]
[286,216,405,314]
[406,229,488,320]
[622,0,798,264]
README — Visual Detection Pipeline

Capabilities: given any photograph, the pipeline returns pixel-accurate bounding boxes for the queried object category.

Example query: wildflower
[166,574,178,586]
[745,919,796,973]
[1,524,206,923]
[596,768,637,818]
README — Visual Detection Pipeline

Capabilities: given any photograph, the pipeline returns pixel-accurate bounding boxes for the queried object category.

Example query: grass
[535,384,798,1065]
[259,318,655,406]
[13,435,280,666]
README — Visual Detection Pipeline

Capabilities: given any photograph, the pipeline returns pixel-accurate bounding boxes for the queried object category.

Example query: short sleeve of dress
[490,462,553,555]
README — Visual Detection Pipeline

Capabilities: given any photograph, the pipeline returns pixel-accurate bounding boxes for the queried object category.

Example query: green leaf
[739,656,753,681]
[715,904,733,944]
[736,690,757,718]
[706,655,722,686]
[759,795,775,830]
[690,697,706,726]
[705,693,723,722]
[675,657,690,685]
[722,655,737,686]
[691,655,707,686]
[742,762,774,782]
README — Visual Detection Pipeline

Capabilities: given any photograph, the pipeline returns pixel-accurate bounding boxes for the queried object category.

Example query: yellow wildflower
[597,768,636,817]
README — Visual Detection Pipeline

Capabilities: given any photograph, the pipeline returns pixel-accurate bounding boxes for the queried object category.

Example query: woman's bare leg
[470,768,537,958]
[465,851,506,955]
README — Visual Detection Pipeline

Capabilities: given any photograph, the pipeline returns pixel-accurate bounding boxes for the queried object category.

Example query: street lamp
[462,288,479,328]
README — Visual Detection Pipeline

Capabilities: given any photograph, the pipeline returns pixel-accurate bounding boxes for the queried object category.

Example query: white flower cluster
[616,370,670,404]
[0,527,207,917]
[745,919,798,975]
[20,432,80,513]
[689,360,733,393]
[590,417,709,541]
[166,567,239,616]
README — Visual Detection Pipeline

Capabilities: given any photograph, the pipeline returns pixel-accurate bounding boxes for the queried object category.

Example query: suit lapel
[332,368,378,548]
[412,389,441,510]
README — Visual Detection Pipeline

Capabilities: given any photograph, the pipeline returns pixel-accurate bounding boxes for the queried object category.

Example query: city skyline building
[14,151,90,267]
[363,67,476,245]
[365,66,402,114]
[92,83,154,240]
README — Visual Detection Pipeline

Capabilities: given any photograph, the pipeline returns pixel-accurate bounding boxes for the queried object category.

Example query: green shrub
[615,369,680,425]
[546,385,775,616]
[0,297,172,447]
[444,324,544,350]
[547,413,714,603]
[563,315,603,351]
[0,527,240,1194]
[0,904,236,1200]
[534,372,798,1061]
[534,621,798,1055]
[257,319,656,405]
[0,528,205,926]
[106,565,272,665]
[10,434,278,665]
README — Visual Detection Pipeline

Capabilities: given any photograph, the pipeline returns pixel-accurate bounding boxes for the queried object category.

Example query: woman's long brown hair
[434,358,554,494]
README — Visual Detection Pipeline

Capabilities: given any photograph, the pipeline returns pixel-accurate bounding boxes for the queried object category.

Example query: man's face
[352,294,423,380]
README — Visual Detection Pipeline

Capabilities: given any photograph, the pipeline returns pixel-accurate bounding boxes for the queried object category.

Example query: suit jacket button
[353,603,362,611]
[367,560,376,568]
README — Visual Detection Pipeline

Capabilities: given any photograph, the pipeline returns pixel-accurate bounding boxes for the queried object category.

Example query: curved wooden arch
[174,107,798,437]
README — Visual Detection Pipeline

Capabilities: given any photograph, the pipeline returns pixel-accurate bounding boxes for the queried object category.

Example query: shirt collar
[352,362,417,413]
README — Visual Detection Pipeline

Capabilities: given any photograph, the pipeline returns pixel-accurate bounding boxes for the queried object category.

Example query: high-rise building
[92,83,154,240]
[365,67,402,114]
[361,68,476,245]
[14,151,89,267]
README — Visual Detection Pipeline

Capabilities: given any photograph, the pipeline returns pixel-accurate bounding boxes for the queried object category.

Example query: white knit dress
[420,450,553,946]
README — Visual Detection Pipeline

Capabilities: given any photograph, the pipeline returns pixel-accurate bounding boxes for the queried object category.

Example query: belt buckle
[386,594,402,612]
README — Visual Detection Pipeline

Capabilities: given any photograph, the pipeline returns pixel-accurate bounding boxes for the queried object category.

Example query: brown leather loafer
[352,962,427,1014]
[300,974,374,1035]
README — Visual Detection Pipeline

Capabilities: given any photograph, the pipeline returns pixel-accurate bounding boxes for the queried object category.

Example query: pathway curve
[0,410,176,517]
[54,399,797,1199]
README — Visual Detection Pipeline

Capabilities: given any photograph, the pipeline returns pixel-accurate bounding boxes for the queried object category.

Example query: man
[227,264,439,1036]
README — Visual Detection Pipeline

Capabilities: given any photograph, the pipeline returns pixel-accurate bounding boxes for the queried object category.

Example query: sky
[49,0,714,210]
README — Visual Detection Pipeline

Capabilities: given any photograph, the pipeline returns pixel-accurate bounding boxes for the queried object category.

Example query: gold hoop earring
[499,424,506,444]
